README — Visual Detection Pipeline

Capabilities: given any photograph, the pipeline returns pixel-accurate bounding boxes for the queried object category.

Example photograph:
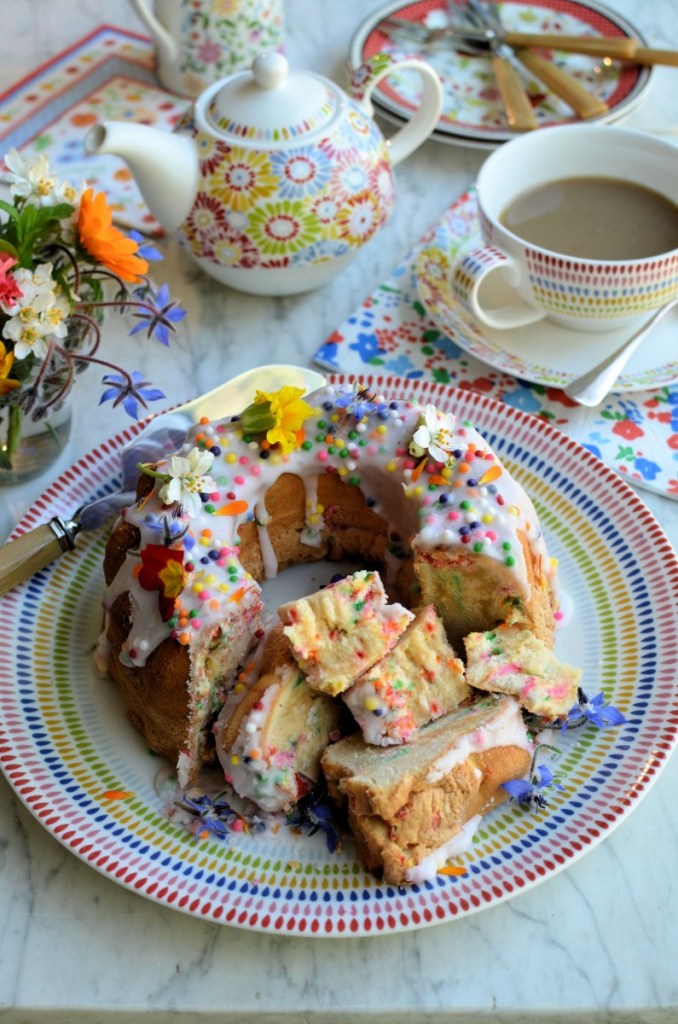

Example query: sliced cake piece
[214,625,341,812]
[464,625,581,720]
[343,604,470,745]
[278,570,414,697]
[321,695,532,883]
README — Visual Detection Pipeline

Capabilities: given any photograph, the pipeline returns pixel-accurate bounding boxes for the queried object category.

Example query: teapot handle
[348,53,443,165]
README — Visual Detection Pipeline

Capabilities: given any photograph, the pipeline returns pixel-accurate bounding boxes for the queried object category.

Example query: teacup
[130,0,284,99]
[451,124,678,332]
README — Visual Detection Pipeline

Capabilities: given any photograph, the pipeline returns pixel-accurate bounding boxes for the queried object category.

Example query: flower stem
[0,404,23,469]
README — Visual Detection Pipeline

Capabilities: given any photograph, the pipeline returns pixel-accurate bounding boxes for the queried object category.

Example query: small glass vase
[0,400,72,485]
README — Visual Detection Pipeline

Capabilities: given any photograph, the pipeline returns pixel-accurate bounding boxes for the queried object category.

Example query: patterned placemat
[313,190,678,500]
[0,24,190,235]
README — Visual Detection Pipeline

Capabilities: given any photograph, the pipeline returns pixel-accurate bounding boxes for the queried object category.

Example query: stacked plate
[349,0,653,148]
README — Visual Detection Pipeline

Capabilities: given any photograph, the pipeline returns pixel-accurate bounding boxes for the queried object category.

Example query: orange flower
[0,340,20,396]
[78,188,148,283]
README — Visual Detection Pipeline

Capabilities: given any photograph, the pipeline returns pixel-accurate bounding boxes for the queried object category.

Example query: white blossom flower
[1,263,71,359]
[409,404,457,464]
[158,447,216,517]
[2,148,59,205]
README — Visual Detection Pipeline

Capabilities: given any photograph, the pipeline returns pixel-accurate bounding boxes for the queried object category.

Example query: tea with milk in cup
[500,176,678,260]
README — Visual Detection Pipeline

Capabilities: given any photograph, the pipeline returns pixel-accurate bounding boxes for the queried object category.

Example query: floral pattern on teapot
[177,107,396,271]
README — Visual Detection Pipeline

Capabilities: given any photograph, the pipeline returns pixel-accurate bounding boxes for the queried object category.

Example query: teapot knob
[252,52,288,90]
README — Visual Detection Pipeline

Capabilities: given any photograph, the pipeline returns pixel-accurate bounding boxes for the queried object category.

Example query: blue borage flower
[177,790,265,839]
[503,760,565,811]
[128,230,163,262]
[128,282,187,347]
[141,513,190,544]
[175,783,343,852]
[286,784,343,854]
[99,369,165,419]
[0,150,188,459]
[335,380,389,420]
[558,687,626,734]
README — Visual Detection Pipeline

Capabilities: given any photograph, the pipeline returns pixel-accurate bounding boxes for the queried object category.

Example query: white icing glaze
[405,814,482,884]
[426,697,533,783]
[217,681,297,812]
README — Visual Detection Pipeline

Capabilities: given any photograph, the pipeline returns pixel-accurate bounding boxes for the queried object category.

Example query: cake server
[0,364,326,597]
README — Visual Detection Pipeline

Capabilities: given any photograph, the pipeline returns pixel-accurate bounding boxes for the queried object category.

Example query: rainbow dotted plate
[0,376,677,935]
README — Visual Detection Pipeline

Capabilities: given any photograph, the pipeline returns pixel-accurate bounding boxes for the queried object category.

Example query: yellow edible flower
[0,341,20,395]
[247,385,312,454]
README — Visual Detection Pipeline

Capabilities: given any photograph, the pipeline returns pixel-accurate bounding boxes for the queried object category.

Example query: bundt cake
[98,380,559,786]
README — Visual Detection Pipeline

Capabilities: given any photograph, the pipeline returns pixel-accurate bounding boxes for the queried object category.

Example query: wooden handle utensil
[0,521,78,597]
[514,48,609,119]
[490,52,539,131]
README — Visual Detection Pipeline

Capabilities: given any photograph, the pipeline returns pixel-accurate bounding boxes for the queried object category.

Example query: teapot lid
[203,53,342,145]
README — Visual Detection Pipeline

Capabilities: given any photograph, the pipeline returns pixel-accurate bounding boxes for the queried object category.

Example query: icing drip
[405,815,482,883]
[301,473,324,547]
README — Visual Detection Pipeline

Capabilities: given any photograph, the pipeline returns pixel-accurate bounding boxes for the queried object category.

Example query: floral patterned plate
[416,189,678,391]
[350,0,652,147]
[1,374,677,934]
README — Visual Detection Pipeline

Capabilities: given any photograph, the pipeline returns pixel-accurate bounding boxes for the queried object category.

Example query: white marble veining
[0,1,677,1021]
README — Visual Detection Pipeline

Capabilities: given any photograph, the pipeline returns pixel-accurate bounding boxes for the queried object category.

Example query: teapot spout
[84,121,198,234]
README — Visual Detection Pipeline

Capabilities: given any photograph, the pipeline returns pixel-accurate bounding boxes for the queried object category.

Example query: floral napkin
[313,191,678,501]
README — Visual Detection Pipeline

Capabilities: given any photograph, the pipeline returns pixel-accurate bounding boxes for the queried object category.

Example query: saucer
[415,189,678,392]
[349,0,653,148]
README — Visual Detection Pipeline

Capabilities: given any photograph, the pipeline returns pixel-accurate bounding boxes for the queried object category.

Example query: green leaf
[240,400,276,433]
[34,201,74,227]
[0,198,20,224]
[0,240,19,258]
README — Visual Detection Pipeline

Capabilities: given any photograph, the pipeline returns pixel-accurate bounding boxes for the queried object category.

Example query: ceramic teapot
[85,51,442,295]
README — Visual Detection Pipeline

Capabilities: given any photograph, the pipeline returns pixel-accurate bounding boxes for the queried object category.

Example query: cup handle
[129,0,178,64]
[349,53,443,165]
[452,245,546,330]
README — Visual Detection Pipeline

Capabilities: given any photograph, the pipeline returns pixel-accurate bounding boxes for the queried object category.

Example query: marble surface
[0,1,677,1021]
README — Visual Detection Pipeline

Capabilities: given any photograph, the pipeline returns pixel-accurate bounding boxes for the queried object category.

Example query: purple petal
[122,393,140,418]
[153,323,170,347]
[138,386,166,402]
[99,387,121,405]
[601,706,626,727]
[502,779,533,800]
[534,764,555,787]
